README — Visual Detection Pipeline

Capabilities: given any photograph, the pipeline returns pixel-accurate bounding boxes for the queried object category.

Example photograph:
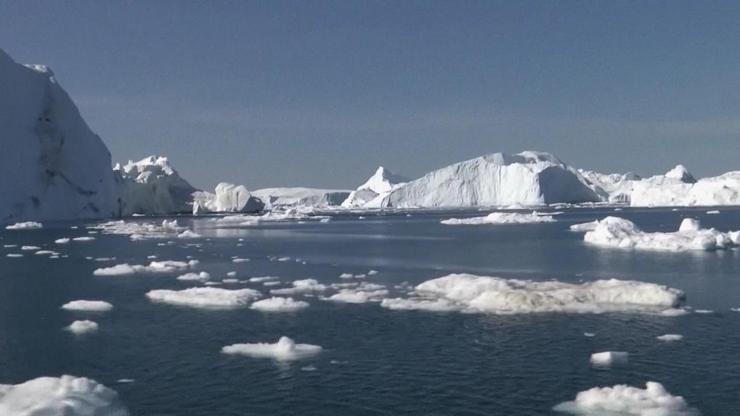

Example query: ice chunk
[0,375,128,415]
[61,300,113,312]
[252,187,349,209]
[250,297,309,312]
[270,279,327,295]
[192,182,264,214]
[657,334,683,342]
[72,236,95,242]
[221,336,322,361]
[441,211,555,225]
[66,320,99,335]
[146,287,260,308]
[54,238,71,244]
[93,260,198,276]
[553,381,697,416]
[325,282,389,304]
[249,276,279,283]
[177,230,202,239]
[590,351,629,366]
[176,271,211,282]
[90,219,188,240]
[341,166,408,208]
[5,222,43,230]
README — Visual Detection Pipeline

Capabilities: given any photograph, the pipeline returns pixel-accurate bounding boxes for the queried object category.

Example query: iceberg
[192,182,264,214]
[252,187,350,209]
[341,166,408,208]
[221,336,322,361]
[250,297,309,312]
[0,375,128,416]
[0,49,117,224]
[146,287,260,308]
[440,211,556,225]
[553,381,697,416]
[385,151,601,208]
[380,273,685,315]
[114,155,197,216]
[581,216,739,251]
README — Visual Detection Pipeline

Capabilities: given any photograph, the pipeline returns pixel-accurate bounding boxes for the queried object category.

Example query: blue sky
[2,0,739,189]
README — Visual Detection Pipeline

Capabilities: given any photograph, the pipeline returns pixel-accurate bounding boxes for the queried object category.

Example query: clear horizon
[2,0,740,190]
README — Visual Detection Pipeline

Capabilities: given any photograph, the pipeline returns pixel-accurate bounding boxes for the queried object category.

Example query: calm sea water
[1,207,740,415]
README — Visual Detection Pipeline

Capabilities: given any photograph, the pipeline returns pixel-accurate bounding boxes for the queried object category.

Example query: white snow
[5,222,43,230]
[192,182,263,214]
[61,300,113,312]
[385,151,600,208]
[0,49,117,224]
[553,381,697,416]
[114,155,197,216]
[221,336,322,361]
[582,216,739,251]
[146,287,260,308]
[252,187,349,209]
[270,279,327,295]
[657,334,683,342]
[93,260,198,276]
[341,167,408,208]
[176,271,211,282]
[590,351,629,366]
[380,273,685,315]
[441,211,556,225]
[250,297,309,312]
[0,375,128,416]
[66,320,99,335]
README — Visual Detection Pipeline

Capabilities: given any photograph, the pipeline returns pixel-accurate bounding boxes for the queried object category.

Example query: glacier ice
[341,166,408,208]
[192,182,264,214]
[252,187,350,209]
[221,336,322,361]
[553,381,697,416]
[146,287,260,308]
[440,211,555,225]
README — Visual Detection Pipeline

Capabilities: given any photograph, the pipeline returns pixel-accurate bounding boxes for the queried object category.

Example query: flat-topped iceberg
[381,273,685,315]
[0,49,117,224]
[0,375,129,416]
[221,336,322,361]
[580,217,739,251]
[252,187,349,209]
[384,151,600,208]
[192,182,263,214]
[146,287,260,308]
[441,211,556,225]
[553,381,697,416]
[341,166,408,208]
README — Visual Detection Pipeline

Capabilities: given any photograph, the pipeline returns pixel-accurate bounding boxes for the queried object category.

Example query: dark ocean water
[1,207,740,415]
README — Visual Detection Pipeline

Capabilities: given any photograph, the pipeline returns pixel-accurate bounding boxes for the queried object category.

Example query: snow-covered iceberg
[0,49,117,224]
[252,187,350,209]
[384,151,601,208]
[553,381,697,416]
[580,217,740,251]
[114,155,197,216]
[341,166,408,208]
[192,182,263,214]
[221,336,322,361]
[440,211,556,225]
[0,375,128,415]
[381,273,685,315]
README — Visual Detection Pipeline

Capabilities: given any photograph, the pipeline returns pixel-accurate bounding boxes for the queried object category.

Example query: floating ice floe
[0,375,128,415]
[250,297,309,312]
[20,245,40,251]
[232,257,249,263]
[176,271,211,282]
[380,273,685,315]
[34,250,59,256]
[210,209,331,227]
[66,320,99,335]
[270,279,327,295]
[146,287,260,308]
[89,219,194,241]
[72,236,95,242]
[177,230,201,239]
[706,210,720,214]
[93,260,198,276]
[249,276,279,283]
[6,253,23,258]
[54,238,71,244]
[657,334,683,342]
[5,221,43,230]
[578,216,740,251]
[325,283,389,304]
[61,300,113,312]
[441,211,556,225]
[553,381,697,416]
[221,336,322,361]
[590,351,629,366]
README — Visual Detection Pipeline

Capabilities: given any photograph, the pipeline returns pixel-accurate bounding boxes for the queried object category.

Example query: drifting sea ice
[93,260,199,276]
[221,336,322,361]
[4,221,43,230]
[146,287,260,308]
[176,271,211,282]
[270,279,327,295]
[590,351,629,366]
[380,273,686,315]
[90,219,190,240]
[324,282,389,304]
[250,297,309,312]
[441,211,556,225]
[66,320,99,335]
[0,375,129,416]
[61,300,113,312]
[657,334,683,342]
[553,381,698,416]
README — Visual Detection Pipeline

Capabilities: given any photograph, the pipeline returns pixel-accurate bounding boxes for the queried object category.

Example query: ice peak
[665,164,696,183]
[358,166,408,193]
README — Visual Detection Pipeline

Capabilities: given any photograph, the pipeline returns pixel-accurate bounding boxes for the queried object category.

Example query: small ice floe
[569,221,599,232]
[694,309,713,314]
[232,257,250,263]
[6,253,23,258]
[5,221,43,230]
[249,276,279,283]
[176,271,211,282]
[226,271,237,277]
[263,281,281,287]
[339,273,354,279]
[94,257,116,262]
[324,283,388,304]
[55,238,71,244]
[21,245,41,251]
[3,244,17,248]
[72,236,96,242]
[0,375,128,415]
[66,320,99,335]
[222,278,239,284]
[277,256,291,262]
[35,250,59,256]
[270,279,326,295]
[221,336,322,361]
[116,379,135,384]
[731,307,740,312]
[578,216,740,251]
[553,381,697,416]
[590,351,629,367]
[146,287,260,308]
[706,210,720,214]
[441,211,555,225]
[657,334,683,342]
[61,300,113,312]
[368,270,379,276]
[90,219,187,240]
[583,332,596,337]
[93,260,199,276]
[250,297,309,312]
[177,230,202,239]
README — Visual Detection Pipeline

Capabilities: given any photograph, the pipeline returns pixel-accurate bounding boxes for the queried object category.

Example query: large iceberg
[579,216,740,251]
[0,375,129,416]
[341,166,408,208]
[192,182,264,214]
[384,151,601,208]
[114,155,198,216]
[252,187,350,209]
[0,48,117,224]
[553,381,697,416]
